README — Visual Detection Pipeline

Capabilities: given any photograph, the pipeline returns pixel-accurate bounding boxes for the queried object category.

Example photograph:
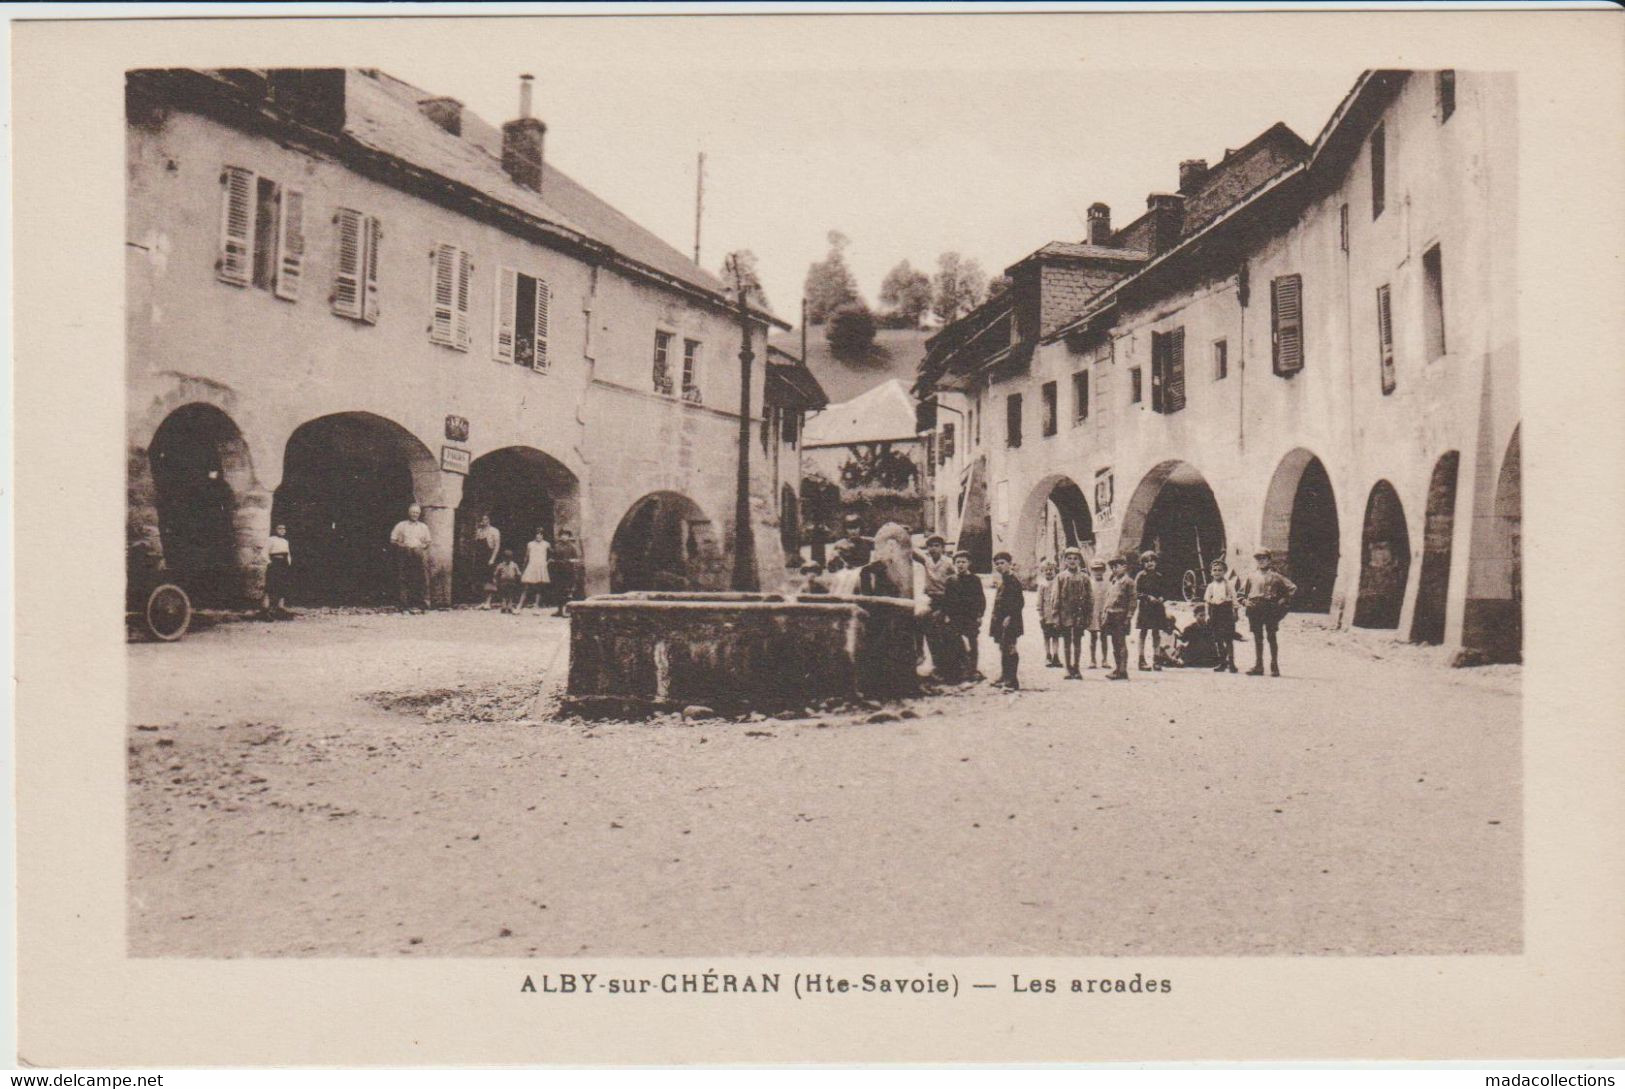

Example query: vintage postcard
[10,5,1624,1067]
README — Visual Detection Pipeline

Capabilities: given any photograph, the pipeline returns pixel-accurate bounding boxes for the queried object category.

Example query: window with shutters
[1150,328,1186,414]
[939,422,955,464]
[1270,274,1305,376]
[1370,124,1386,219]
[1005,393,1022,449]
[331,208,379,323]
[652,331,675,395]
[1376,283,1396,394]
[682,339,703,403]
[428,243,472,350]
[494,268,551,371]
[1436,70,1456,122]
[1423,244,1446,361]
[1040,381,1058,437]
[1072,370,1089,424]
[218,166,304,301]
[1129,365,1142,404]
[1213,338,1228,381]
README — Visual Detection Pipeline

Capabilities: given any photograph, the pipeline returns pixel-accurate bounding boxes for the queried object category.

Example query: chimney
[501,74,547,192]
[1146,192,1186,256]
[418,96,463,136]
[1178,158,1209,196]
[1086,202,1112,245]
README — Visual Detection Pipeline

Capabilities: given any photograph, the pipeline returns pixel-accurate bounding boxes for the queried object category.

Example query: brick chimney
[1086,202,1112,245]
[1146,193,1186,256]
[418,96,463,136]
[1178,158,1209,196]
[501,74,547,192]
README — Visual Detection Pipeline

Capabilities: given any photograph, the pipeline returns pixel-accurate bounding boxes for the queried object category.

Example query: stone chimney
[1086,202,1112,245]
[501,74,547,192]
[1178,158,1209,196]
[418,96,463,136]
[1146,193,1186,256]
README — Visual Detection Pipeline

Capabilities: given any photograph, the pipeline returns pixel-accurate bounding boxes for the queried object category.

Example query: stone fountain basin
[565,591,921,714]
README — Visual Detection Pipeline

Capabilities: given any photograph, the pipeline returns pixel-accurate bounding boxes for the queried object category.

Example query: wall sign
[444,415,470,443]
[441,446,471,475]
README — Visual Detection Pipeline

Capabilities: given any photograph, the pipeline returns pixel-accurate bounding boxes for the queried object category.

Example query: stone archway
[1120,459,1226,588]
[1260,448,1341,613]
[456,447,581,603]
[272,412,440,606]
[610,492,727,593]
[145,403,258,607]
[1354,479,1411,629]
[1012,473,1094,576]
[1410,451,1462,644]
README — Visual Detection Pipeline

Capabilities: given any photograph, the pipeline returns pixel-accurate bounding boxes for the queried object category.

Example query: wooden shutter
[1377,284,1396,394]
[331,208,364,319]
[1150,332,1166,412]
[1166,327,1186,412]
[494,268,517,363]
[362,216,381,324]
[430,243,457,345]
[1271,274,1304,375]
[273,187,305,301]
[218,166,255,286]
[454,248,472,349]
[531,277,550,372]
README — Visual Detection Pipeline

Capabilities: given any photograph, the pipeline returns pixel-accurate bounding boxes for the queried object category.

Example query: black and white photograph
[11,4,1625,1070]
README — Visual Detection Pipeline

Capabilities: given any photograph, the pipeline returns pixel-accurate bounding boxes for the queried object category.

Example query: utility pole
[729,255,759,591]
[693,151,705,266]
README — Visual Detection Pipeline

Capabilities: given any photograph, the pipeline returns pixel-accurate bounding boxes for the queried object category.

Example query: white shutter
[218,166,255,286]
[454,248,472,350]
[430,243,456,345]
[362,216,381,325]
[532,278,550,372]
[332,208,364,319]
[494,268,517,363]
[273,186,304,301]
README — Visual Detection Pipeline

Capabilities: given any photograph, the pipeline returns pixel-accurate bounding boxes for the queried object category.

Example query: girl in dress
[517,528,552,612]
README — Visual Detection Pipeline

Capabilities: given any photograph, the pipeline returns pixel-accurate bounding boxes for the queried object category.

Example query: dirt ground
[128,602,1521,957]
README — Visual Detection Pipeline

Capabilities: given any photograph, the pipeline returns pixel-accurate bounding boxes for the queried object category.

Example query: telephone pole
[729,256,759,591]
[693,151,705,266]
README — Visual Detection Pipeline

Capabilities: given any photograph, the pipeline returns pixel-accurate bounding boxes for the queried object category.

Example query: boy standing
[1086,558,1109,668]
[942,550,986,681]
[1241,548,1297,676]
[1036,558,1061,668]
[1204,558,1240,673]
[1101,552,1138,680]
[988,551,1025,690]
[1135,550,1169,671]
[494,549,523,614]
[1055,547,1093,679]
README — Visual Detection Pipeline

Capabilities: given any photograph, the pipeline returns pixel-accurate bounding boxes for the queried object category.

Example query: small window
[1040,381,1058,437]
[429,243,472,349]
[939,421,955,465]
[1150,328,1186,414]
[682,339,702,403]
[1423,244,1446,360]
[1072,370,1089,423]
[1213,338,1228,381]
[1437,70,1456,122]
[1006,393,1023,449]
[1376,283,1396,394]
[494,268,551,371]
[1270,274,1304,376]
[1339,203,1349,254]
[1370,123,1386,220]
[652,331,674,395]
[1129,366,1143,404]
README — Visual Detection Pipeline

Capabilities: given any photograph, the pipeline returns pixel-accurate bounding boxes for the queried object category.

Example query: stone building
[126,67,820,607]
[917,70,1521,661]
[801,378,934,538]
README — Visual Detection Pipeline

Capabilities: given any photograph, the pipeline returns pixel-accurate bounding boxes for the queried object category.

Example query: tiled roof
[802,379,921,447]
[1022,241,1149,264]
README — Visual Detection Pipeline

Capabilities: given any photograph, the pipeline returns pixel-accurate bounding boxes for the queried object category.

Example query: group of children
[478,523,583,616]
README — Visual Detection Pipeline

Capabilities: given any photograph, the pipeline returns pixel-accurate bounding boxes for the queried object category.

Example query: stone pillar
[233,486,274,603]
[423,469,465,608]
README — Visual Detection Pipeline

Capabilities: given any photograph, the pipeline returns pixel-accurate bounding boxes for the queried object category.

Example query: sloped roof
[765,343,830,410]
[768,326,933,405]
[803,378,921,447]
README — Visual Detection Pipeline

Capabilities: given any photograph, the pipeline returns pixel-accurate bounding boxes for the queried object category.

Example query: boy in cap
[988,551,1025,690]
[1054,547,1093,679]
[1203,557,1240,673]
[1135,550,1170,670]
[1035,557,1062,668]
[1100,552,1138,680]
[1241,548,1297,676]
[1086,557,1109,668]
[943,549,986,681]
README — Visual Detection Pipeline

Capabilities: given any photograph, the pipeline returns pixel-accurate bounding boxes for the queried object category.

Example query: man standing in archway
[474,514,502,610]
[390,503,433,614]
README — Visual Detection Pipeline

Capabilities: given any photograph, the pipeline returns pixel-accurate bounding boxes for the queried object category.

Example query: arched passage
[1260,448,1341,613]
[147,403,256,607]
[1120,460,1226,586]
[1354,480,1411,629]
[272,412,439,605]
[456,447,580,602]
[610,492,727,593]
[1012,474,1094,574]
[1410,451,1461,644]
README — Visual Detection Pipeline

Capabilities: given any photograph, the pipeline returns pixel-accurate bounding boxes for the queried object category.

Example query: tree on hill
[826,300,878,360]
[878,260,933,328]
[931,251,989,324]
[804,230,862,325]
[720,249,772,312]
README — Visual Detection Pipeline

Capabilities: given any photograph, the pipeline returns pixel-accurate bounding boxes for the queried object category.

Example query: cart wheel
[145,583,191,642]
[1182,569,1201,603]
